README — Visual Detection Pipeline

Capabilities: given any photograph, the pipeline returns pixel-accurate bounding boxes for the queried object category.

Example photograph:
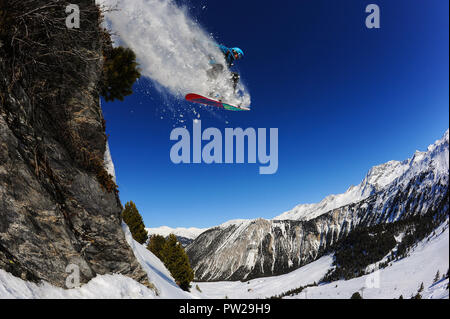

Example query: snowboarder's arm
[217,44,229,55]
[217,44,235,66]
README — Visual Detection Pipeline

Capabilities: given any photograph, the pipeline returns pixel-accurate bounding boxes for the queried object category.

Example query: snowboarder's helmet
[232,48,244,60]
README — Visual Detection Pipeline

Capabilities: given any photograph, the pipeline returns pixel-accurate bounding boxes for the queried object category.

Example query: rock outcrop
[0,0,150,288]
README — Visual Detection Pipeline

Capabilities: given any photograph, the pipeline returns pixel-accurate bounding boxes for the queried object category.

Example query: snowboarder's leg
[231,72,240,92]
[207,64,225,99]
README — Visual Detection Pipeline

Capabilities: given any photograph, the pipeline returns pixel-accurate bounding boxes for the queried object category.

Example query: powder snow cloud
[97,0,251,107]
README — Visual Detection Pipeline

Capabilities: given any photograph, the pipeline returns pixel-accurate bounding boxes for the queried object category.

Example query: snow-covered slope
[275,129,449,221]
[0,270,155,299]
[122,223,193,299]
[146,226,208,240]
[2,220,446,299]
[187,130,449,281]
[0,224,193,299]
[191,221,449,299]
[287,222,449,300]
[191,255,333,299]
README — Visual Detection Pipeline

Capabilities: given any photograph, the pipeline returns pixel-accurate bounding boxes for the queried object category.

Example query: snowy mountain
[146,226,209,247]
[274,160,409,221]
[187,130,449,281]
[276,130,449,221]
[146,226,208,240]
[3,131,445,298]
[191,220,449,299]
[3,220,447,299]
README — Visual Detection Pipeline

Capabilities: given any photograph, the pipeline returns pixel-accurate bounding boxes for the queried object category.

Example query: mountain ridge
[276,129,449,221]
[146,226,208,240]
[186,130,449,281]
[148,130,449,237]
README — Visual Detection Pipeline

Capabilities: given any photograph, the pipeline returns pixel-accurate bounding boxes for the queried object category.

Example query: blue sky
[102,0,449,228]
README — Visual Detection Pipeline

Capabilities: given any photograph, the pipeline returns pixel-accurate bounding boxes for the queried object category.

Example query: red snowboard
[185,93,250,111]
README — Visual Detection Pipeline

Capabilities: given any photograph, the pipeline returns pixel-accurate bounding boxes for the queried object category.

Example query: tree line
[321,207,448,283]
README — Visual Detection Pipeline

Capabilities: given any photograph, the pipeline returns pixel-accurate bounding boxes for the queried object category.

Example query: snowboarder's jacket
[218,44,238,67]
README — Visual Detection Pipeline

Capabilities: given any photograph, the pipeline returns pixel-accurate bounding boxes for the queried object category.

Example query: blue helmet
[231,47,244,60]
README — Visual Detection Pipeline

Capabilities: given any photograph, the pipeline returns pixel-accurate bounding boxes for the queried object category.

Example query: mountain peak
[275,129,449,221]
[146,226,208,240]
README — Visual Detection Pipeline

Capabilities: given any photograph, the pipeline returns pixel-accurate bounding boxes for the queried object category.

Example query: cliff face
[0,0,150,288]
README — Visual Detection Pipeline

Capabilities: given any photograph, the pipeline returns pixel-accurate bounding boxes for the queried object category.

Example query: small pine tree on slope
[418,282,424,293]
[122,201,148,244]
[147,234,166,260]
[161,234,194,291]
[350,292,363,299]
[434,270,440,283]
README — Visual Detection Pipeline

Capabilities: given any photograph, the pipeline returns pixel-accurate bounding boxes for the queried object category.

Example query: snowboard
[185,93,250,111]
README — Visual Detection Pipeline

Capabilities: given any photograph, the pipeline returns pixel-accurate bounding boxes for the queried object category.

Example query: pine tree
[399,295,404,299]
[161,234,194,291]
[101,46,141,102]
[350,292,363,299]
[122,201,148,244]
[418,282,424,293]
[412,293,422,299]
[434,270,440,283]
[147,234,166,260]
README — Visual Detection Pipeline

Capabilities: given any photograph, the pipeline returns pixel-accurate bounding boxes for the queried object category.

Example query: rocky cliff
[0,0,150,288]
[187,131,449,281]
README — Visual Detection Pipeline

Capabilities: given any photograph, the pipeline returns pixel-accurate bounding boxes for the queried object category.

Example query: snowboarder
[207,45,244,92]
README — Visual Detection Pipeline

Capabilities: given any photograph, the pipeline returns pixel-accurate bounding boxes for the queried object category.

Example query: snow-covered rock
[0,224,194,299]
[104,141,117,183]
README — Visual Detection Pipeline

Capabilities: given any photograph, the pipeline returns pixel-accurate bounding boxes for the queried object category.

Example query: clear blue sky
[102,0,449,228]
